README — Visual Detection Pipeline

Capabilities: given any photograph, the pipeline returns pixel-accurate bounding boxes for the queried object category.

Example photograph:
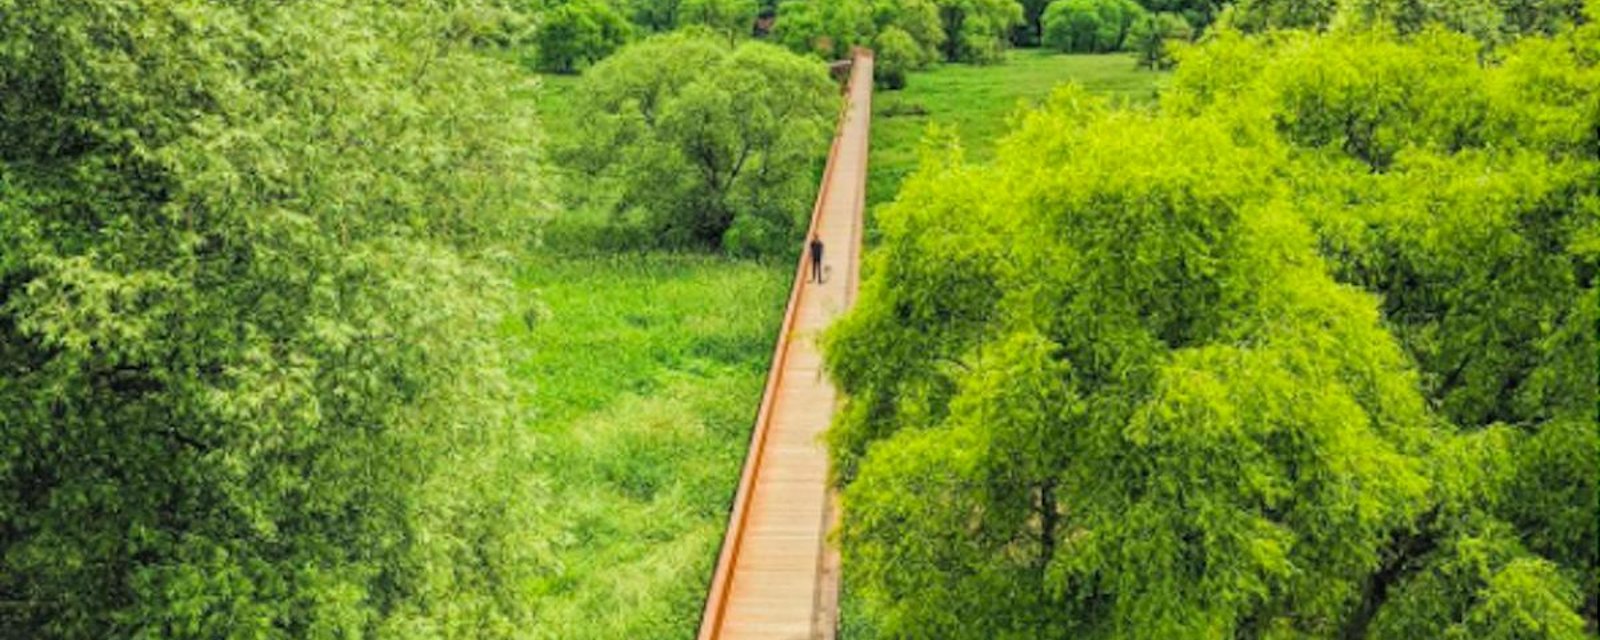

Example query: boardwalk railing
[697,48,873,640]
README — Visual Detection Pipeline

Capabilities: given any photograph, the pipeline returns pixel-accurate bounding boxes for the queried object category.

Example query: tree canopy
[826,12,1599,639]
[560,31,837,253]
[1042,0,1150,52]
[535,0,635,73]
[0,1,550,637]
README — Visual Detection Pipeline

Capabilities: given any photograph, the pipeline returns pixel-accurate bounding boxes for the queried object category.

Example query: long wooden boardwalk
[697,50,872,640]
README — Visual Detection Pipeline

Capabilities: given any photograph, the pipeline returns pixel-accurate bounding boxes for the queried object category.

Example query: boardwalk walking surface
[697,50,873,640]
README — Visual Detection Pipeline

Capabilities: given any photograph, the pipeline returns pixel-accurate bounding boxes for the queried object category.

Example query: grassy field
[869,50,1168,209]
[498,63,792,638]
[505,252,786,639]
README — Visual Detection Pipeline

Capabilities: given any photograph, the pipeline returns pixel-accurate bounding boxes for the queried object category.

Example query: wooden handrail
[696,49,872,640]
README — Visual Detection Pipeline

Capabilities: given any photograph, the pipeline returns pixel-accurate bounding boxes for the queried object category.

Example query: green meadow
[869,50,1168,209]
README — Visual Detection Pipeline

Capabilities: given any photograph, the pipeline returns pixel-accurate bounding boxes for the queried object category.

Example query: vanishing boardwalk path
[697,50,873,640]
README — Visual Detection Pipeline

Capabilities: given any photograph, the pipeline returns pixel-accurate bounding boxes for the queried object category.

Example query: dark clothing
[808,239,824,283]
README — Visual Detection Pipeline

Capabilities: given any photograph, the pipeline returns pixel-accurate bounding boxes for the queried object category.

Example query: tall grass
[503,251,788,639]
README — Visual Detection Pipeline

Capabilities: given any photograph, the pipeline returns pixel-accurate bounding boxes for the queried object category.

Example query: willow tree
[0,1,545,637]
[826,14,1598,638]
[561,31,837,254]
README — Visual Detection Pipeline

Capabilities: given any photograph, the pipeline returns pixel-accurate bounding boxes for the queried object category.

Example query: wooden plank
[697,50,873,640]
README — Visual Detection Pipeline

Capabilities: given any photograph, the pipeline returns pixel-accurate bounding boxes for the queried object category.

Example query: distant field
[869,50,1168,209]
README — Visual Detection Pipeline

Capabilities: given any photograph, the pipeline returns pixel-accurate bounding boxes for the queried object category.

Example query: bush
[1041,0,1148,53]
[562,33,838,254]
[535,0,634,73]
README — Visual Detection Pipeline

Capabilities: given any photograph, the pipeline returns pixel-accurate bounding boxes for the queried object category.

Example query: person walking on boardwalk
[808,232,825,283]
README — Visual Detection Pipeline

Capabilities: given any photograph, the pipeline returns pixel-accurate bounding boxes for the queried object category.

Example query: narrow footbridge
[697,49,873,640]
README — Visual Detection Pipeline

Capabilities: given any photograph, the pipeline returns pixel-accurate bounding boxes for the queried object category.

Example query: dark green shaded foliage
[535,0,634,73]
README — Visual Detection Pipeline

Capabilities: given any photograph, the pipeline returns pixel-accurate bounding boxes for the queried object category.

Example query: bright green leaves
[828,19,1599,639]
[561,32,835,254]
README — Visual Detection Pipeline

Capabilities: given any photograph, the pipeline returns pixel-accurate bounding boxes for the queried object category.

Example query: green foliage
[875,0,950,63]
[830,19,1600,638]
[615,0,753,34]
[626,0,686,31]
[875,27,926,88]
[774,0,877,58]
[934,0,1026,62]
[774,0,945,64]
[560,32,836,254]
[1223,0,1588,43]
[1369,519,1591,640]
[1129,11,1195,68]
[771,0,1015,65]
[1141,0,1226,29]
[1042,0,1149,52]
[0,0,546,637]
[535,0,634,73]
[676,0,760,38]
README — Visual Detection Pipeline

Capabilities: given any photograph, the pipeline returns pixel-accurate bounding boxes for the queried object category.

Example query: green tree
[535,0,634,73]
[626,0,685,30]
[1042,0,1148,52]
[1225,0,1586,42]
[875,0,949,63]
[827,17,1600,638]
[678,0,760,38]
[935,0,1025,62]
[774,0,877,58]
[0,1,546,637]
[561,32,837,253]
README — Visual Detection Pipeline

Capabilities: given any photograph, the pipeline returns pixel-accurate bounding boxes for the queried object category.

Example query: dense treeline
[519,0,1595,79]
[826,5,1599,638]
[0,1,547,637]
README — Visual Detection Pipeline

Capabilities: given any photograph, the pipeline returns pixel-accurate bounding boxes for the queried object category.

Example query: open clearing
[869,50,1168,209]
